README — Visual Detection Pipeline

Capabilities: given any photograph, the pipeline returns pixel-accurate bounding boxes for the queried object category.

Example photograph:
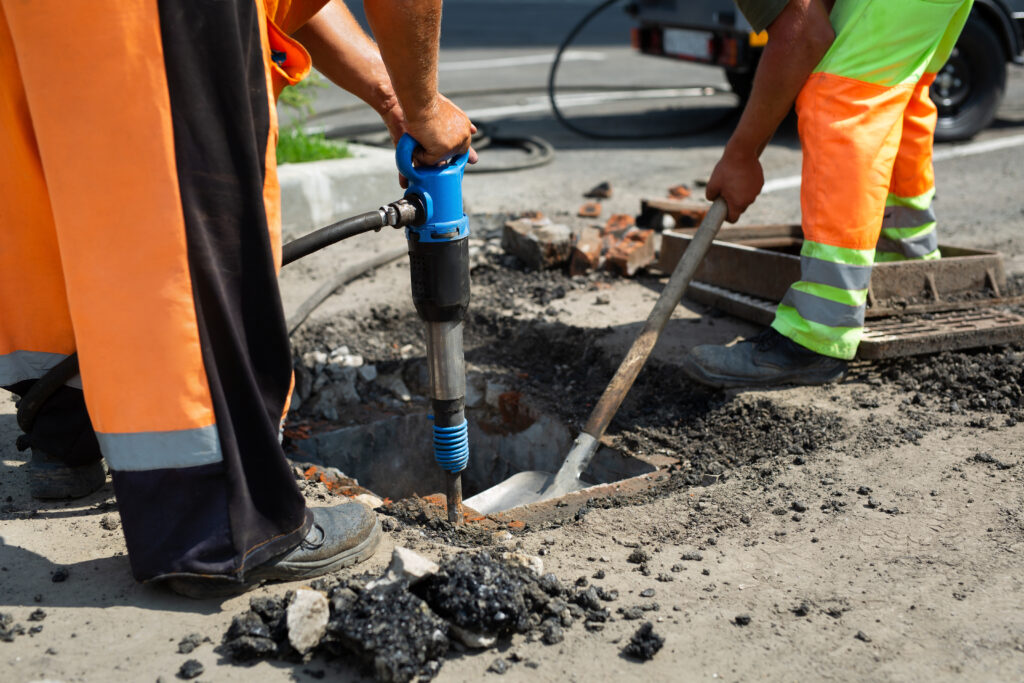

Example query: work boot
[682,328,848,389]
[28,448,107,500]
[165,502,382,599]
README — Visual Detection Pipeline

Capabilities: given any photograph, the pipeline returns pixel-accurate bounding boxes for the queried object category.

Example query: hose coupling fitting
[380,197,424,229]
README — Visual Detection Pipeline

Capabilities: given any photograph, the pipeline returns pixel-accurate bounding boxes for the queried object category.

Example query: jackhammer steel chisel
[395,134,472,524]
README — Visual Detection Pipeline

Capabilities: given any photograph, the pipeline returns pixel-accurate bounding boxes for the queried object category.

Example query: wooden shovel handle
[582,198,728,440]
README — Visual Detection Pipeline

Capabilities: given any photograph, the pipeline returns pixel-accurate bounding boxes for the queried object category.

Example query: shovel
[465,198,729,515]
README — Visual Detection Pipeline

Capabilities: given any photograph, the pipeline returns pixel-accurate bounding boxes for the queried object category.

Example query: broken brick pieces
[667,184,691,200]
[569,226,602,276]
[578,202,602,218]
[502,216,573,270]
[602,213,635,236]
[605,227,656,277]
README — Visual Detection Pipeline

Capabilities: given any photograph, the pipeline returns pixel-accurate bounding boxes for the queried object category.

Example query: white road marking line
[762,132,1024,194]
[439,51,605,72]
[466,86,720,120]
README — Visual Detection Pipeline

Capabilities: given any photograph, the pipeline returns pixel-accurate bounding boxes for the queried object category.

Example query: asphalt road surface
[303,0,1024,273]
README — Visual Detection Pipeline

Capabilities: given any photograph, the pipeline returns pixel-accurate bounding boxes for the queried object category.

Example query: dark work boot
[682,328,848,389]
[28,448,107,500]
[165,502,382,599]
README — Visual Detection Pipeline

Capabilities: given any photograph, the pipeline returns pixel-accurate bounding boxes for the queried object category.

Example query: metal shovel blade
[463,469,589,515]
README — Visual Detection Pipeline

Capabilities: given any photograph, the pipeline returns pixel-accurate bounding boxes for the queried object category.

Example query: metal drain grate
[685,281,1024,359]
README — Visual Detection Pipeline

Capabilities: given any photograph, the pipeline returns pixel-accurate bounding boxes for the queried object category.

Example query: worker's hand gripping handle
[396,134,470,241]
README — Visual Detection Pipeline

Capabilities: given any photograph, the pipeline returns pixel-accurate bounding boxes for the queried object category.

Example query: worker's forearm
[294,2,398,119]
[362,0,442,123]
[724,0,834,160]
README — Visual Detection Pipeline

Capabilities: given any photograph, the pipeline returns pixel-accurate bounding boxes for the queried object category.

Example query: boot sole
[682,355,848,389]
[164,518,382,599]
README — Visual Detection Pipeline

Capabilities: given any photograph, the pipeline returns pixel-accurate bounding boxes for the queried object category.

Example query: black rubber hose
[18,209,394,433]
[547,0,736,140]
[281,209,387,266]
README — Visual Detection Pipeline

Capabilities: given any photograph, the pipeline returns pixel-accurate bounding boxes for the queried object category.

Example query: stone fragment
[623,622,664,660]
[569,226,602,276]
[353,493,384,509]
[367,547,441,590]
[487,657,509,674]
[378,373,412,402]
[602,213,635,236]
[178,659,204,679]
[356,364,378,382]
[584,181,612,199]
[578,202,602,218]
[605,227,656,276]
[502,552,544,576]
[450,624,497,649]
[286,588,330,655]
[501,219,572,270]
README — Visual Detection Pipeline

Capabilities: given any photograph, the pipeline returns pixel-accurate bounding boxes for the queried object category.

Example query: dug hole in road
[4,32,1024,683]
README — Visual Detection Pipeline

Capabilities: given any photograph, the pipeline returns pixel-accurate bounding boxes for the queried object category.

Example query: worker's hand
[705,147,764,223]
[405,94,479,168]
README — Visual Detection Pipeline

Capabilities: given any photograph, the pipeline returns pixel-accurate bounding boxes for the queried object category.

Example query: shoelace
[300,523,326,550]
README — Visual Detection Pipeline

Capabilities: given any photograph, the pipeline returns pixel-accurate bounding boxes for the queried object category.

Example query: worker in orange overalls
[684,0,973,387]
[0,0,475,597]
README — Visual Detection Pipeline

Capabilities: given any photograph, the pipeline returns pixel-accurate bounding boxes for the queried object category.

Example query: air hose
[16,199,422,436]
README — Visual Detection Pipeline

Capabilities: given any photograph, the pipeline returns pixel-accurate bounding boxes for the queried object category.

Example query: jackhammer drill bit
[395,134,471,524]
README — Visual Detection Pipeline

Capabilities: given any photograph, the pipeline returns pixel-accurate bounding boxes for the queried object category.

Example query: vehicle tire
[931,13,1006,143]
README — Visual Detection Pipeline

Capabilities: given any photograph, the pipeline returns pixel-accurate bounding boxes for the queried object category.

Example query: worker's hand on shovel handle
[705,147,764,223]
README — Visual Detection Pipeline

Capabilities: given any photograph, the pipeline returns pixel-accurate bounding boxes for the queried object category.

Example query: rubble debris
[502,218,572,270]
[734,614,752,626]
[325,582,449,683]
[584,181,612,199]
[222,609,279,661]
[287,589,330,655]
[855,630,872,643]
[487,657,510,674]
[177,659,204,680]
[667,184,691,200]
[416,552,546,637]
[27,609,45,622]
[605,228,656,277]
[99,514,120,530]
[578,202,602,218]
[623,622,664,660]
[679,551,703,562]
[627,549,651,564]
[1,613,25,642]
[569,226,603,276]
[51,567,69,583]
[602,213,635,236]
[177,633,203,654]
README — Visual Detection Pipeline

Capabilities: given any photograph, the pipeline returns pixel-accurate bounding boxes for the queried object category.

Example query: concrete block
[278,143,399,243]
[286,589,329,654]
[501,219,572,270]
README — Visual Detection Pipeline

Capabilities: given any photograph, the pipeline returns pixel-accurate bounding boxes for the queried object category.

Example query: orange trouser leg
[0,3,76,385]
[2,0,309,582]
[878,73,940,262]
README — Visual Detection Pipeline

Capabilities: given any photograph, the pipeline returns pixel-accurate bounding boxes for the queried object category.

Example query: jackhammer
[15,134,471,524]
[394,134,472,525]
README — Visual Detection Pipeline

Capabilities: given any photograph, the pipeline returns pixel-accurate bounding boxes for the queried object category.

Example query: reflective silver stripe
[882,205,935,228]
[876,229,939,258]
[97,424,222,471]
[800,255,872,291]
[0,350,82,389]
[781,288,865,328]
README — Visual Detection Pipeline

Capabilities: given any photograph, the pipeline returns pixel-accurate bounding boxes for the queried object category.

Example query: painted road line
[440,51,605,72]
[762,133,1024,194]
[466,86,720,120]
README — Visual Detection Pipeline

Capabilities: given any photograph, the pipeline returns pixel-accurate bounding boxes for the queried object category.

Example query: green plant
[276,126,350,164]
[276,73,350,164]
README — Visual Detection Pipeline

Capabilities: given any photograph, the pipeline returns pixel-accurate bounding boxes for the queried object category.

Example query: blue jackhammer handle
[395,133,470,185]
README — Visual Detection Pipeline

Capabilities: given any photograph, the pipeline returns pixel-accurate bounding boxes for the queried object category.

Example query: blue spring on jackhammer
[433,420,469,473]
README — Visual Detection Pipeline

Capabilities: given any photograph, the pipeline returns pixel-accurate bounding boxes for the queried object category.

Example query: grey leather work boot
[165,502,382,599]
[28,448,107,500]
[682,328,848,389]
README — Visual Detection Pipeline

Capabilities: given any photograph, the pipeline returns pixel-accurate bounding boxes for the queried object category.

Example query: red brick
[578,202,602,218]
[605,228,656,276]
[569,226,603,276]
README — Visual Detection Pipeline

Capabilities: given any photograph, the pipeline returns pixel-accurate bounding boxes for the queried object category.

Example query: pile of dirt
[219,551,594,682]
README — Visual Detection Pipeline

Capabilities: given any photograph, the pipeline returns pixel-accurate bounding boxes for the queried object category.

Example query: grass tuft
[276,126,351,165]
